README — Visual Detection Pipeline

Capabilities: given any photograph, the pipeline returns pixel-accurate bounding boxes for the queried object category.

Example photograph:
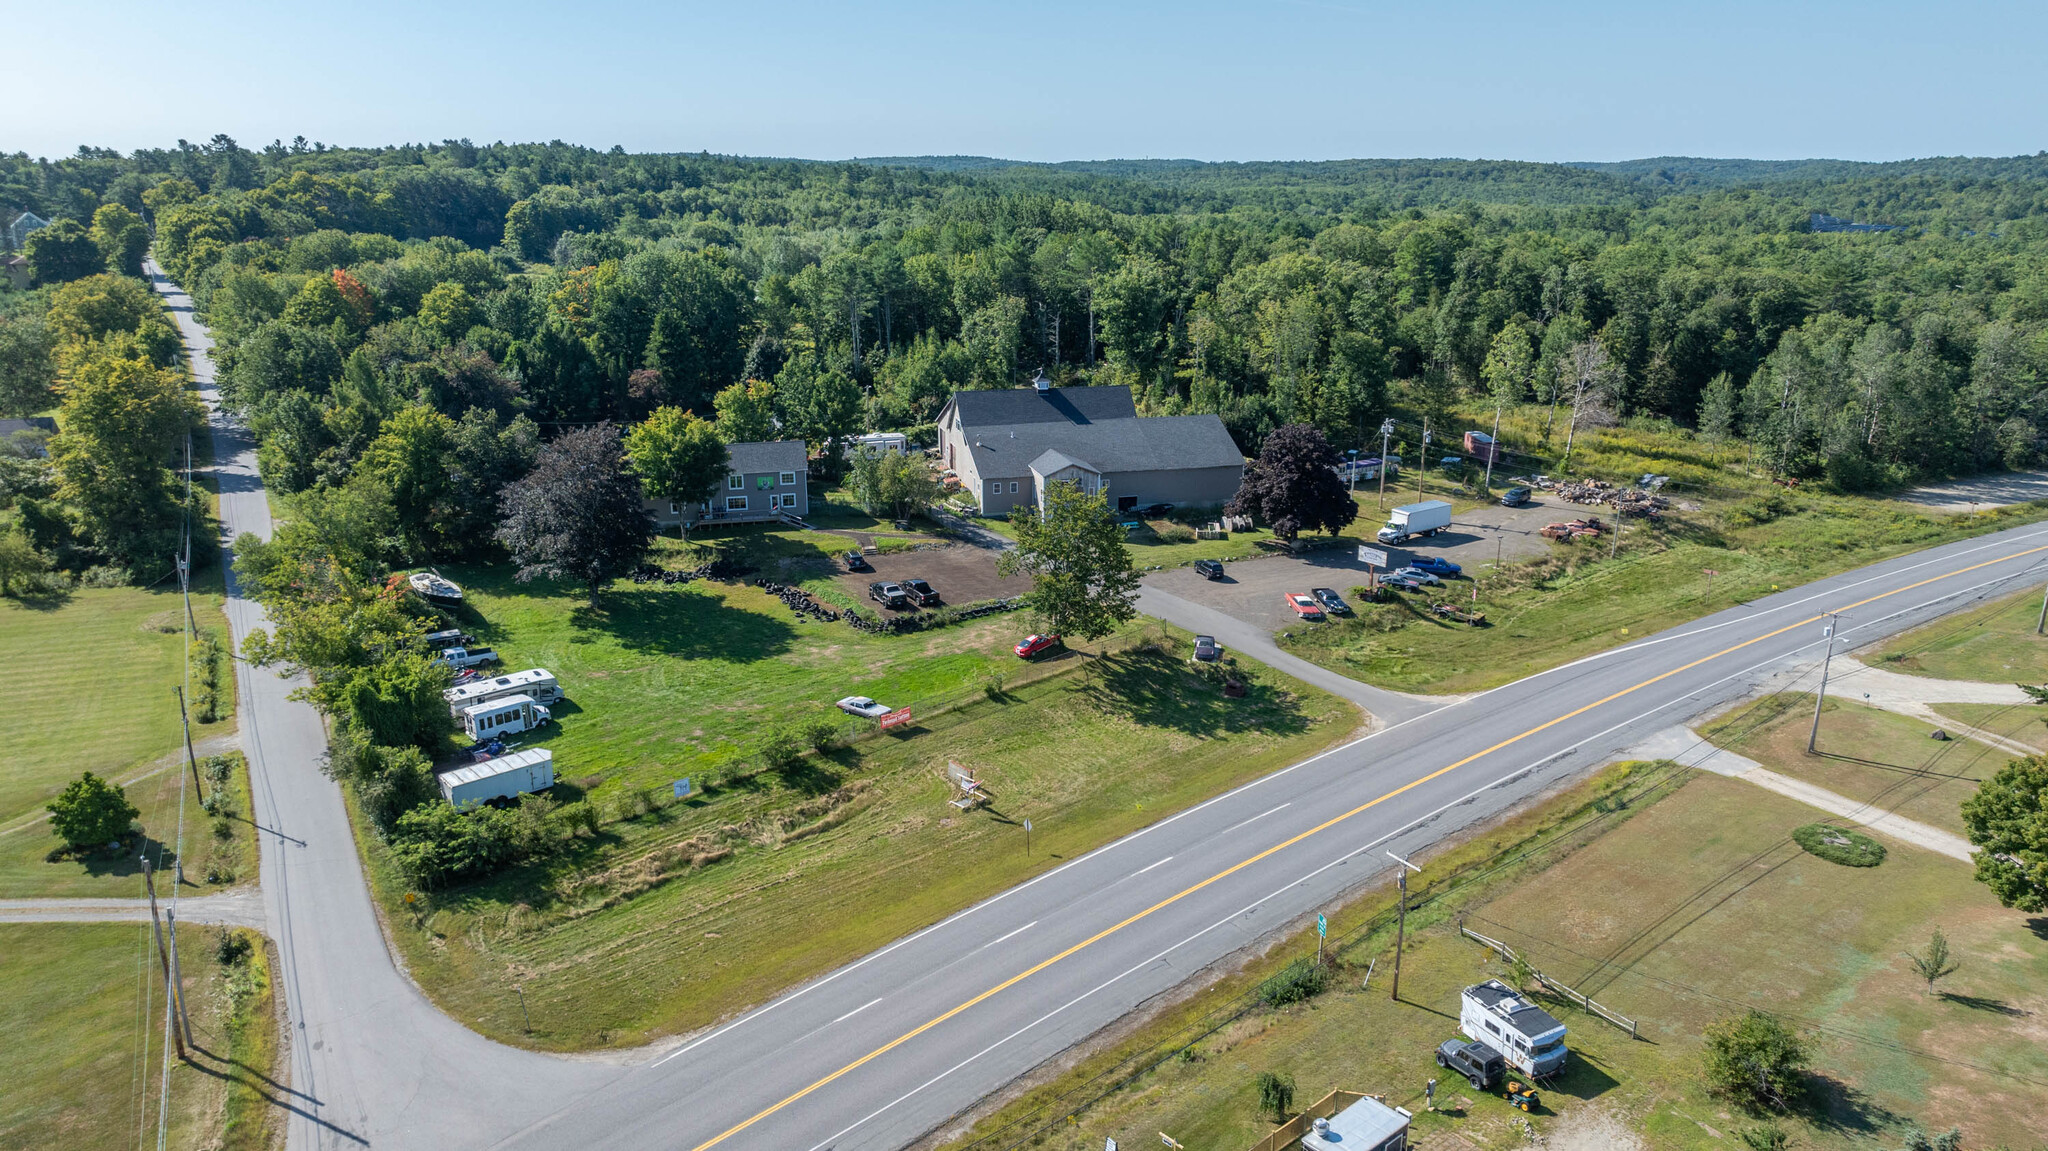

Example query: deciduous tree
[0,316,56,416]
[1227,422,1358,541]
[496,422,653,605]
[49,354,202,568]
[998,480,1141,641]
[712,378,777,443]
[1961,754,2048,911]
[46,772,140,847]
[1701,1010,1807,1112]
[24,219,102,285]
[624,407,728,534]
[89,203,150,278]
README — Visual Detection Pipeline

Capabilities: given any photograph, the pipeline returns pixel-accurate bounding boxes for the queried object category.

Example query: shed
[438,748,555,809]
[1300,1094,1410,1151]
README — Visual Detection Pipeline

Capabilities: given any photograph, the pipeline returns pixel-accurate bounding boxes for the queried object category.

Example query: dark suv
[868,581,910,608]
[902,578,941,606]
[1435,1039,1505,1089]
[1193,559,1225,580]
[1500,486,1532,508]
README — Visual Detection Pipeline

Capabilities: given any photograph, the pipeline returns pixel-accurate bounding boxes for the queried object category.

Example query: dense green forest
[7,135,2048,571]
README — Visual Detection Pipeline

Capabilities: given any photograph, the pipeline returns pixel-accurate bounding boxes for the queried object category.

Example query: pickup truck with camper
[1376,499,1453,545]
[444,668,562,713]
[1461,979,1569,1077]
[435,646,498,670]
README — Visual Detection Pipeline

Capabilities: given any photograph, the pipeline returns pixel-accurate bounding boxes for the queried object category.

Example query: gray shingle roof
[948,385,1138,428]
[966,413,1242,479]
[725,439,808,475]
[0,417,56,437]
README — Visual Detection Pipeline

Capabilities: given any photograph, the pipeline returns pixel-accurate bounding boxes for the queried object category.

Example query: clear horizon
[11,0,2044,164]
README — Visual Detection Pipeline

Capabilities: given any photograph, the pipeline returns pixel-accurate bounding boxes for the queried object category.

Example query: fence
[1458,923,1639,1038]
[1242,1090,1373,1151]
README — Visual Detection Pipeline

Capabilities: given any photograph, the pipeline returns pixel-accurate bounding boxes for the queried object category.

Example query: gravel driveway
[1900,470,2048,510]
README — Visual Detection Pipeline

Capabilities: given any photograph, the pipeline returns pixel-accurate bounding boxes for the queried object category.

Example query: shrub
[798,720,839,752]
[760,729,805,770]
[1258,958,1330,1007]
[1254,1071,1295,1121]
[46,772,139,848]
[1791,823,1885,867]
[1702,1010,1808,1111]
[1155,524,1196,544]
[211,926,253,966]
[1735,1123,1790,1151]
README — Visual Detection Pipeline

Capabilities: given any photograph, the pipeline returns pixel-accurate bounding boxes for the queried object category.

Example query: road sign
[1317,913,1327,938]
[1160,1136,1184,1150]
[1106,1140,1117,1151]
[673,778,693,799]
[1356,545,1388,568]
[879,707,913,730]
[1023,819,1033,832]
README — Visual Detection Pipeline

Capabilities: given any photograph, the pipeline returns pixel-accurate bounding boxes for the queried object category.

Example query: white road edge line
[984,921,1037,950]
[830,999,882,1026]
[1221,803,1290,835]
[1132,857,1174,877]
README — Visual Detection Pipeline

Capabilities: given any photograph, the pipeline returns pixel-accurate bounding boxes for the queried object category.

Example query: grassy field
[1873,585,2048,683]
[1702,693,2012,839]
[1931,702,2047,753]
[0,579,256,897]
[356,625,1354,1050]
[1277,420,2048,694]
[940,767,2048,1151]
[0,922,281,1151]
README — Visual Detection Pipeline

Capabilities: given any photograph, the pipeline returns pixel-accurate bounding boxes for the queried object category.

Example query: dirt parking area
[1144,497,1565,633]
[1901,469,2048,510]
[832,543,1034,612]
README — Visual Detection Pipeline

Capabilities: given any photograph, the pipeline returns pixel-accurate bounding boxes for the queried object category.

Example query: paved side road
[0,889,267,928]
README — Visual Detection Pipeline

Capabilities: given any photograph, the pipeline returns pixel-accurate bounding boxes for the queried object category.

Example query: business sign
[673,778,693,799]
[1356,545,1388,568]
[879,707,914,730]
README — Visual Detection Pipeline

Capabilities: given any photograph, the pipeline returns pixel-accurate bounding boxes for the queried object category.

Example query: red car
[1014,634,1063,659]
[1284,592,1326,621]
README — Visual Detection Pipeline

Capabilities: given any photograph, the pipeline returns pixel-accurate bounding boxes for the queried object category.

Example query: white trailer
[1459,979,1568,1077]
[1376,499,1454,545]
[459,694,551,741]
[439,748,555,809]
[443,668,562,714]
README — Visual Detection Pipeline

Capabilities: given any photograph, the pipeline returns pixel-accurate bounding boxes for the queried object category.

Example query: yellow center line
[689,543,2048,1148]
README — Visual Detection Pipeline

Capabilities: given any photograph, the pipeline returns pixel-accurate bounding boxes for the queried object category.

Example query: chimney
[1032,367,1052,394]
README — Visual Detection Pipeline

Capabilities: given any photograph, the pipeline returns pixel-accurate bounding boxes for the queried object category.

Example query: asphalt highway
[154,260,2048,1151]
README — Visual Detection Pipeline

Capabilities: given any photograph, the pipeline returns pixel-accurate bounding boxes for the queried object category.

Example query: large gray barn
[936,381,1244,517]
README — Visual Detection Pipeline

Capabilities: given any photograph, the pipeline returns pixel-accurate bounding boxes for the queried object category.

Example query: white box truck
[1376,499,1453,545]
[443,669,563,714]
[1460,979,1568,1077]
[439,748,555,809]
[459,694,551,741]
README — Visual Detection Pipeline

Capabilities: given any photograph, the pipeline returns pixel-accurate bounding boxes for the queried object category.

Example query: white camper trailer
[438,748,555,809]
[1459,979,1568,1077]
[443,668,563,714]
[459,694,551,741]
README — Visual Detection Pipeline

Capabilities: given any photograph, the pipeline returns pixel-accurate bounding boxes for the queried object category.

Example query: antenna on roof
[1032,367,1052,394]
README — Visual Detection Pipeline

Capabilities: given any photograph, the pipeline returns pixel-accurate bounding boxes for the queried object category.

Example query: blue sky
[11,0,2045,163]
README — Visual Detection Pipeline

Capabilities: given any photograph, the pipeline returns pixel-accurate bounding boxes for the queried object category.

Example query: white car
[836,696,892,719]
[1393,566,1443,586]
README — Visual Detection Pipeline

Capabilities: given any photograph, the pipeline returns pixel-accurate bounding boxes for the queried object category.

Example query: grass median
[1873,584,2048,683]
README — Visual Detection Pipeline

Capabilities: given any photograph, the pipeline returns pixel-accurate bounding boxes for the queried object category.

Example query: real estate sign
[880,707,913,730]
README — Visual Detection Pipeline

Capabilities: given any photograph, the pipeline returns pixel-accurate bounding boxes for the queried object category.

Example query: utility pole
[166,907,194,1049]
[1807,611,1840,754]
[1386,851,1420,1001]
[143,860,187,1060]
[1347,449,1359,494]
[1609,512,1624,561]
[176,686,203,803]
[1483,403,1503,493]
[1414,423,1431,502]
[2036,580,2047,636]
[1376,419,1395,509]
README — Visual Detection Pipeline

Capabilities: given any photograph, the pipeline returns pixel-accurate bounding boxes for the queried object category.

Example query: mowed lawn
[945,771,2048,1151]
[1704,693,2014,838]
[1874,584,2048,683]
[359,625,1357,1050]
[0,923,280,1151]
[0,583,245,896]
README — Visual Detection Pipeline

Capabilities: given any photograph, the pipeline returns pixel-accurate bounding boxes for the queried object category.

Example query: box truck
[439,748,555,809]
[459,694,552,741]
[443,669,563,714]
[1376,499,1453,545]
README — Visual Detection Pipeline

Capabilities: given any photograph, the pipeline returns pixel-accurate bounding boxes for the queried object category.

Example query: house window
[780,471,796,486]
[728,474,743,490]
[1010,481,1020,494]
[668,501,681,514]
[726,496,748,511]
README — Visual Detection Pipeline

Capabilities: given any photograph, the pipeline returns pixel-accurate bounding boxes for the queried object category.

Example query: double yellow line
[691,542,2048,1148]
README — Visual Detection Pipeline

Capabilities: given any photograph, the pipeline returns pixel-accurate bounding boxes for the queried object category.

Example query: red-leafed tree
[1226,423,1359,541]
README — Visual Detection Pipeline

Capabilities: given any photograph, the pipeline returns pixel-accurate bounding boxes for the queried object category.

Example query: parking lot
[1143,496,1568,632]
[832,543,1035,612]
